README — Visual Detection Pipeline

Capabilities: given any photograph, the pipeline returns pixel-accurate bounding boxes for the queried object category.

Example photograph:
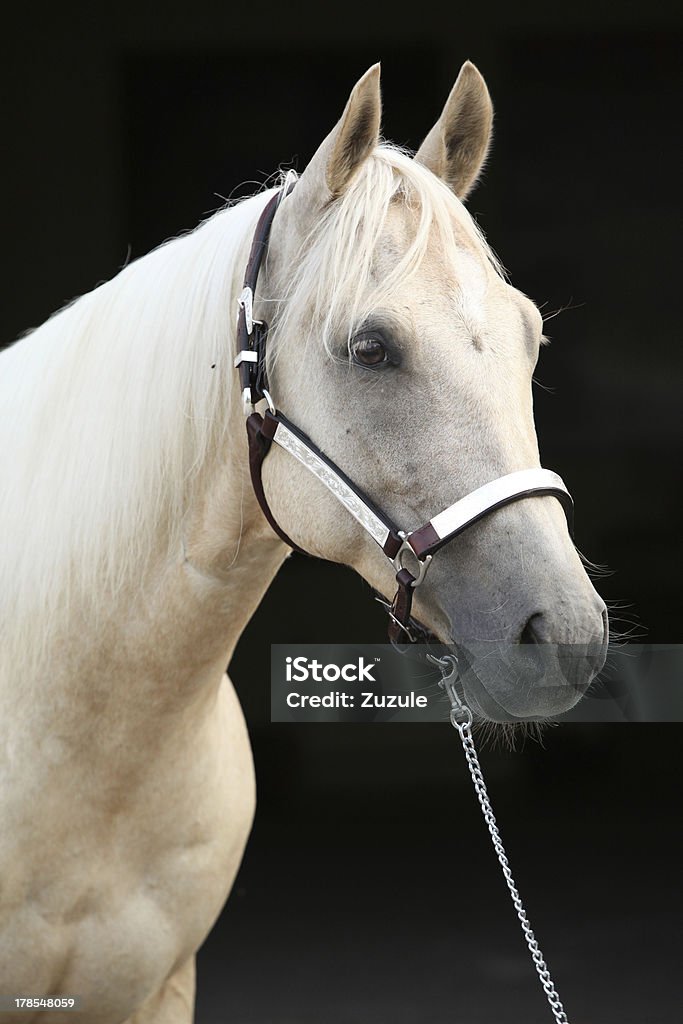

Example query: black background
[2,3,682,1021]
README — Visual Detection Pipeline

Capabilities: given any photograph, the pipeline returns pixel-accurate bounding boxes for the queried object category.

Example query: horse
[0,62,607,1021]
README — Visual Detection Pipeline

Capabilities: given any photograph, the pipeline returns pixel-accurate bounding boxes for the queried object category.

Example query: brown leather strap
[406,522,441,559]
[387,568,416,644]
[243,193,282,291]
[246,412,308,554]
[237,191,289,404]
[382,532,403,559]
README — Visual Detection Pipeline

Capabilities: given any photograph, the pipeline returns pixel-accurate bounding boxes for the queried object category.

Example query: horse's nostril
[519,612,545,645]
[518,606,609,650]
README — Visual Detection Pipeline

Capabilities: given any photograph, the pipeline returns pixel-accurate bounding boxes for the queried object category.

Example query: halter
[237,190,574,643]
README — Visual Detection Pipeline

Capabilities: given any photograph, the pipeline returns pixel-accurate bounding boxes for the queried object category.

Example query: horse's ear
[326,63,382,197]
[415,62,493,200]
[284,64,382,220]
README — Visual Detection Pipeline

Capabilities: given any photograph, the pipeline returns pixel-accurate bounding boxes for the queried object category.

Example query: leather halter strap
[406,469,573,558]
[236,189,575,644]
[248,409,404,558]
[234,191,283,409]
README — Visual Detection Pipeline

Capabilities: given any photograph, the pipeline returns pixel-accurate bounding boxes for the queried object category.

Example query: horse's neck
[117,390,289,710]
[174,411,289,671]
[32,404,288,730]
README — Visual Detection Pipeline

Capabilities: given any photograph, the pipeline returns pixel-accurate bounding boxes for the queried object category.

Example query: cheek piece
[236,189,574,645]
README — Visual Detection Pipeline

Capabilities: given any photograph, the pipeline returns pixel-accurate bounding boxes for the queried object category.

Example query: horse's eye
[351,335,387,367]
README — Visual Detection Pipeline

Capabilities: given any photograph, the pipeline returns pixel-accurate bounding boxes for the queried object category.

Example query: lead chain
[434,655,570,1024]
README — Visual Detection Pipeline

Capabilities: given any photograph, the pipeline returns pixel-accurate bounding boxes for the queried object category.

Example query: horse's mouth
[453,646,530,722]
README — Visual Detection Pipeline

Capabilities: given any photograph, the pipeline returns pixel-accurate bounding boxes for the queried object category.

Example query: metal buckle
[238,287,265,336]
[392,534,432,587]
[427,653,473,728]
[261,389,276,414]
[238,287,254,335]
[241,388,276,417]
[373,595,419,643]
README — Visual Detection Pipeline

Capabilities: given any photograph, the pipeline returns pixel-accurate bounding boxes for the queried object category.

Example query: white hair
[0,188,275,669]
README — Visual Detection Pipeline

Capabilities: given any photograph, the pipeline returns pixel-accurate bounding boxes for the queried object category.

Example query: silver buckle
[392,534,432,587]
[238,287,254,335]
[241,386,276,417]
[373,596,419,642]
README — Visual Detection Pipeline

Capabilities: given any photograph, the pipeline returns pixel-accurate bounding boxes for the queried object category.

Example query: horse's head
[259,63,607,721]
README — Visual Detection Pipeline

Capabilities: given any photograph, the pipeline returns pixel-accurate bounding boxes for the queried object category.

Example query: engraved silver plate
[272,422,391,549]
[428,468,570,542]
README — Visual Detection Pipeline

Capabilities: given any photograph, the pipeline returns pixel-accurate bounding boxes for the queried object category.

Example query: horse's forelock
[270,144,503,364]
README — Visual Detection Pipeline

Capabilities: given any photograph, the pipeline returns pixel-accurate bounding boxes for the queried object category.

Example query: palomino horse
[0,63,607,1021]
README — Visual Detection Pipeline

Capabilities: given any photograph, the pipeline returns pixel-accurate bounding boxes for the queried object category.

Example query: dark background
[2,3,681,1021]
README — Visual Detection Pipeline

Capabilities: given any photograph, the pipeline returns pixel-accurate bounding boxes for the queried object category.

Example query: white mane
[0,146,501,669]
[0,188,277,664]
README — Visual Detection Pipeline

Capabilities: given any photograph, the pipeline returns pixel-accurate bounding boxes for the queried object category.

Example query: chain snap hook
[428,653,474,729]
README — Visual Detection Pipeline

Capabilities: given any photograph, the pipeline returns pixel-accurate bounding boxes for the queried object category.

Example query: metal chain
[431,654,570,1024]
